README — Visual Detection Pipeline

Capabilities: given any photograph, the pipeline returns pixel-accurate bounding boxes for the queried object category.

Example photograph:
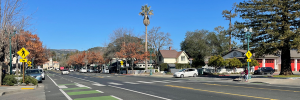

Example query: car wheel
[193,73,197,77]
[180,74,184,78]
[42,77,45,80]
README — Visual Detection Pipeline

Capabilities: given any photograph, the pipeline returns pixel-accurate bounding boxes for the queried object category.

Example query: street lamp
[243,27,252,79]
[189,58,193,68]
[149,45,154,76]
[4,26,17,74]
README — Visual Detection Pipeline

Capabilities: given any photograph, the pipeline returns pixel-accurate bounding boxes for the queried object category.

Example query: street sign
[126,64,129,67]
[17,47,30,58]
[121,65,124,68]
[20,59,27,62]
[246,51,252,58]
[28,64,32,67]
[247,59,251,62]
[27,61,32,65]
[120,60,124,65]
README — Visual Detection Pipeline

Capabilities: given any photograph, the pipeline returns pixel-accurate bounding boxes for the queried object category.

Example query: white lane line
[111,95,123,100]
[152,81,170,83]
[58,85,68,88]
[93,83,106,86]
[108,82,123,85]
[124,82,140,84]
[47,75,58,86]
[137,81,154,84]
[108,85,171,100]
[59,89,72,100]
[95,90,104,93]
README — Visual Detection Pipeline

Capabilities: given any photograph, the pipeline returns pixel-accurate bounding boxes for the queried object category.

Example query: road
[43,70,300,100]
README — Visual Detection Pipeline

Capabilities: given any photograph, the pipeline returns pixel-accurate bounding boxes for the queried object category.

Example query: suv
[254,67,274,75]
[173,68,198,78]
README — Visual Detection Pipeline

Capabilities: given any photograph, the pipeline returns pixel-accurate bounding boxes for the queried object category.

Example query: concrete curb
[0,85,38,96]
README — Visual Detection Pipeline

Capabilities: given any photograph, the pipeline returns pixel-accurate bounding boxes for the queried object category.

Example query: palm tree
[139,4,153,70]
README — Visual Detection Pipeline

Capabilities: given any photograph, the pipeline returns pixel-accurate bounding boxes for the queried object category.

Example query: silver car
[25,69,43,83]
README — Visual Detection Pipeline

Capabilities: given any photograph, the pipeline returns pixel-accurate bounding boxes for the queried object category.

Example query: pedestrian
[244,68,249,82]
[2,68,6,83]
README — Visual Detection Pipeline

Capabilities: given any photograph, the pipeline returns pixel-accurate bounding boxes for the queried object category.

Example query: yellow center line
[202,83,300,92]
[165,85,278,100]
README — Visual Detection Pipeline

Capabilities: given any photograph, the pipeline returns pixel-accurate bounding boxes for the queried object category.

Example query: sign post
[17,47,30,84]
[245,50,252,79]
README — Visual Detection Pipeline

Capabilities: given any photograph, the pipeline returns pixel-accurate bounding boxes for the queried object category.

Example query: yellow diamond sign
[17,47,30,59]
[246,51,252,59]
[120,60,124,65]
[28,61,32,65]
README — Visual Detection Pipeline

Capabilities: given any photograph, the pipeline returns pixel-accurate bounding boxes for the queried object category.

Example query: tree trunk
[145,25,148,71]
[131,58,134,74]
[229,19,232,51]
[16,56,19,75]
[126,60,128,74]
[279,44,293,75]
[0,62,2,86]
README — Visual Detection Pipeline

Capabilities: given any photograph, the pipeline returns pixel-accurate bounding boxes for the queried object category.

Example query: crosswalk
[91,80,186,87]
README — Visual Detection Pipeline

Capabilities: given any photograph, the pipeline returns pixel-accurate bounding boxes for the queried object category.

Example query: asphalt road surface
[43,70,300,100]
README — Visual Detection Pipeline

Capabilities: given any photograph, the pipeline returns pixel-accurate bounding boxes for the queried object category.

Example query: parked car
[61,69,69,75]
[79,68,87,73]
[25,69,42,83]
[254,67,274,75]
[103,68,109,73]
[173,68,198,78]
[87,69,94,73]
[94,69,99,73]
[38,69,45,80]
[69,68,74,72]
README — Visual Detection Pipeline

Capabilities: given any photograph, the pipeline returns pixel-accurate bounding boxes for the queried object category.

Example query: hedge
[3,75,18,86]
[20,75,38,85]
[160,63,168,71]
[175,64,190,69]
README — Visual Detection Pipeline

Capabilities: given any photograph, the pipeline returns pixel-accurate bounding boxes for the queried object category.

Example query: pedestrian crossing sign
[17,47,30,58]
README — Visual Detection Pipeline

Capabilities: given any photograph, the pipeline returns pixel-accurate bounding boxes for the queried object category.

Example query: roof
[176,51,183,58]
[290,50,300,57]
[159,50,180,58]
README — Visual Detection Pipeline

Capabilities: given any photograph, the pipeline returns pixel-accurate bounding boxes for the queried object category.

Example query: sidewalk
[247,78,300,86]
[0,85,37,96]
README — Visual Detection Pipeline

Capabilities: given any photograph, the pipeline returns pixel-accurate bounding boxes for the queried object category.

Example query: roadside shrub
[3,75,18,86]
[155,69,158,72]
[175,64,190,69]
[20,75,38,85]
[160,63,168,71]
[166,72,173,75]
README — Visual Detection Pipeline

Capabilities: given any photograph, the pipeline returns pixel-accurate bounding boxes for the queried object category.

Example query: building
[157,47,190,69]
[43,58,59,69]
[222,49,300,72]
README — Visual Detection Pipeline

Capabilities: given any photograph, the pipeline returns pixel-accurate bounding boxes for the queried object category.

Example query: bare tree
[142,26,173,68]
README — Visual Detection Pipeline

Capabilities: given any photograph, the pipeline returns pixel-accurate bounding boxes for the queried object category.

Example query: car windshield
[26,70,40,74]
[63,69,68,71]
[179,69,186,72]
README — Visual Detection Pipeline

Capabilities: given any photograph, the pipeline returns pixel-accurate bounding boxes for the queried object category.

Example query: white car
[103,68,109,73]
[173,68,198,78]
[69,69,74,72]
[61,69,69,75]
[79,68,87,73]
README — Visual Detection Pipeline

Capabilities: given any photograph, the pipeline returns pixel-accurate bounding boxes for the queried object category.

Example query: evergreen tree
[235,0,300,75]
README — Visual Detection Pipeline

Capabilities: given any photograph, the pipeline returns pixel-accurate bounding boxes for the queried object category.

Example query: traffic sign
[247,59,251,62]
[27,61,32,65]
[246,51,252,58]
[121,65,124,68]
[120,60,124,65]
[20,59,27,62]
[17,47,30,58]
[28,64,32,67]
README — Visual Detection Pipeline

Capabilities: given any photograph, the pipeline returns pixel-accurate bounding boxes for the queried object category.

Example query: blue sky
[24,0,244,51]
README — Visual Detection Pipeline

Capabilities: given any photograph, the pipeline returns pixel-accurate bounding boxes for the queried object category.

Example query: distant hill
[87,47,106,52]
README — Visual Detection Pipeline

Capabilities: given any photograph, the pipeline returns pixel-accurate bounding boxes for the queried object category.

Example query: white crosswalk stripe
[123,82,140,84]
[137,81,154,83]
[108,82,123,85]
[152,81,170,83]
[93,83,106,86]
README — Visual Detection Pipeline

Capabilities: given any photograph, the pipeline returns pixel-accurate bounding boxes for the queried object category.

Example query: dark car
[254,67,274,75]
[25,69,43,83]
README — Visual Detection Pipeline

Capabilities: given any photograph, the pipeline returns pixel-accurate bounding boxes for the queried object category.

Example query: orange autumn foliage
[13,30,48,65]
